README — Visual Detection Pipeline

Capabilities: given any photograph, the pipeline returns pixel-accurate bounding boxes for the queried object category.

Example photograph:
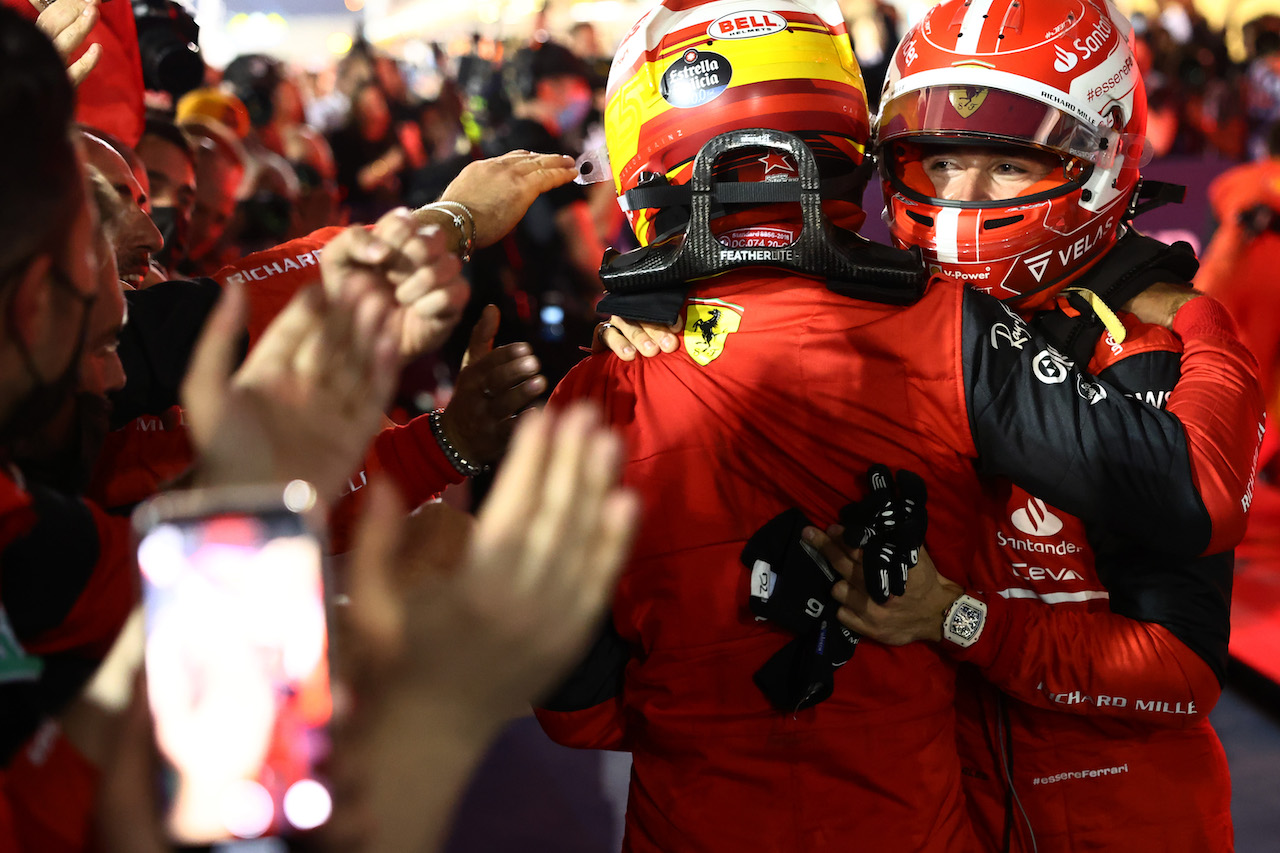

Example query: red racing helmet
[602,0,871,247]
[876,0,1148,309]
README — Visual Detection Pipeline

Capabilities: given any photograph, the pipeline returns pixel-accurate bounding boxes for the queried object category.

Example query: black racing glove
[752,618,859,713]
[740,507,858,712]
[838,466,928,604]
[742,507,840,635]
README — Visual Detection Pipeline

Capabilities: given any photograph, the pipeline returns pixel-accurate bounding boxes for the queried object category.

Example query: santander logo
[1053,45,1079,73]
[1011,497,1064,537]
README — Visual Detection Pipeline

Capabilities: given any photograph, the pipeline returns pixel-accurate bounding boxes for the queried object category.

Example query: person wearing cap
[172,91,255,275]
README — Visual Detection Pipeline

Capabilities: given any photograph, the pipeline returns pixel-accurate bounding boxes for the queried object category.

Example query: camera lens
[133,0,204,98]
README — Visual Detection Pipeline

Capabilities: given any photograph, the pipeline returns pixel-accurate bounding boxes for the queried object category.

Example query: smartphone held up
[133,481,334,848]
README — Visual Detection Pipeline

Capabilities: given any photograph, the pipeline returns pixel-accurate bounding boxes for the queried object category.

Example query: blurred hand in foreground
[185,225,404,498]
[331,403,638,853]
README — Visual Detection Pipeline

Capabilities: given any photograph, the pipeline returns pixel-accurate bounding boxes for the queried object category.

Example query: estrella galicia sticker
[660,49,732,109]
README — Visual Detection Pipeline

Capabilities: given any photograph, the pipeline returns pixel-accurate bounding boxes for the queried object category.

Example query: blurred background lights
[221,779,274,839]
[283,779,333,830]
[225,11,290,52]
[327,31,353,55]
[137,524,186,588]
[283,479,318,513]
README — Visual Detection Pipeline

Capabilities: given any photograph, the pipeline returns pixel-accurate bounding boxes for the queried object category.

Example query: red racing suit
[536,270,1260,853]
[946,307,1236,852]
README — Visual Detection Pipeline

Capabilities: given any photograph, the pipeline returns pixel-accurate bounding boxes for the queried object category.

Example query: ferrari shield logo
[949,86,988,118]
[684,298,743,366]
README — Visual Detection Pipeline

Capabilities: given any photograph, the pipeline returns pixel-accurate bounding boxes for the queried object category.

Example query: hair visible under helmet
[876,0,1148,310]
[603,0,872,248]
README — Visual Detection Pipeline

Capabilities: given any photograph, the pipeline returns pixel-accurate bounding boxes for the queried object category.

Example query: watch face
[952,603,983,639]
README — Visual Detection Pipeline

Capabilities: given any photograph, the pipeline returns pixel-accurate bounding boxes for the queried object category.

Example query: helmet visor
[879,86,1120,164]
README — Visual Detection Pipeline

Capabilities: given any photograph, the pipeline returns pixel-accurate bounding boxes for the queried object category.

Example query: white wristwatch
[941,594,987,648]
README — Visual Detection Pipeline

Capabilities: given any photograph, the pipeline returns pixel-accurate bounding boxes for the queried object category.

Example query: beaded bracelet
[428,409,490,477]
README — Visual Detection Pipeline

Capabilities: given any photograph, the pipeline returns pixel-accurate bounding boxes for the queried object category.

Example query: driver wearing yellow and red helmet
[858,1,1241,849]
[533,1,1260,851]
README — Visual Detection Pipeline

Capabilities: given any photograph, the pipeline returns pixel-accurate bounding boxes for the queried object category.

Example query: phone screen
[138,505,333,846]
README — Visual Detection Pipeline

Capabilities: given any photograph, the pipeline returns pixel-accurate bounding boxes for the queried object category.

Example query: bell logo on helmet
[1011,497,1064,537]
[709,11,788,40]
[660,49,733,109]
[948,86,988,118]
[1053,45,1079,73]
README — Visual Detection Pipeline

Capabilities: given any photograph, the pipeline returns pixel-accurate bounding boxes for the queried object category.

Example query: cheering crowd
[0,0,1277,850]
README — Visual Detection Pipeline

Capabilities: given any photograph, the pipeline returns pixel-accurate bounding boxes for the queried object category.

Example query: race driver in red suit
[797,1,1248,850]
[535,1,1262,851]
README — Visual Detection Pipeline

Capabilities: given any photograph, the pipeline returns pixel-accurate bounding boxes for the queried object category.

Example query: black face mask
[0,266,95,451]
[151,205,190,271]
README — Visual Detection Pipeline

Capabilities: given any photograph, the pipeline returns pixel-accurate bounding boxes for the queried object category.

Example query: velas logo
[709,10,787,40]
[1011,497,1063,537]
[1024,249,1053,282]
[948,87,988,118]
[660,49,733,109]
[1053,45,1079,73]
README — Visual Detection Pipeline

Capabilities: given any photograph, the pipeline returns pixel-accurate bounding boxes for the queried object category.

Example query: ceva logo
[1053,44,1079,73]
[1011,497,1064,537]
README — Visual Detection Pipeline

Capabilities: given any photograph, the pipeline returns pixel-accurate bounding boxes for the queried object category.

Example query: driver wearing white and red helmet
[877,0,1150,309]
[858,1,1239,850]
